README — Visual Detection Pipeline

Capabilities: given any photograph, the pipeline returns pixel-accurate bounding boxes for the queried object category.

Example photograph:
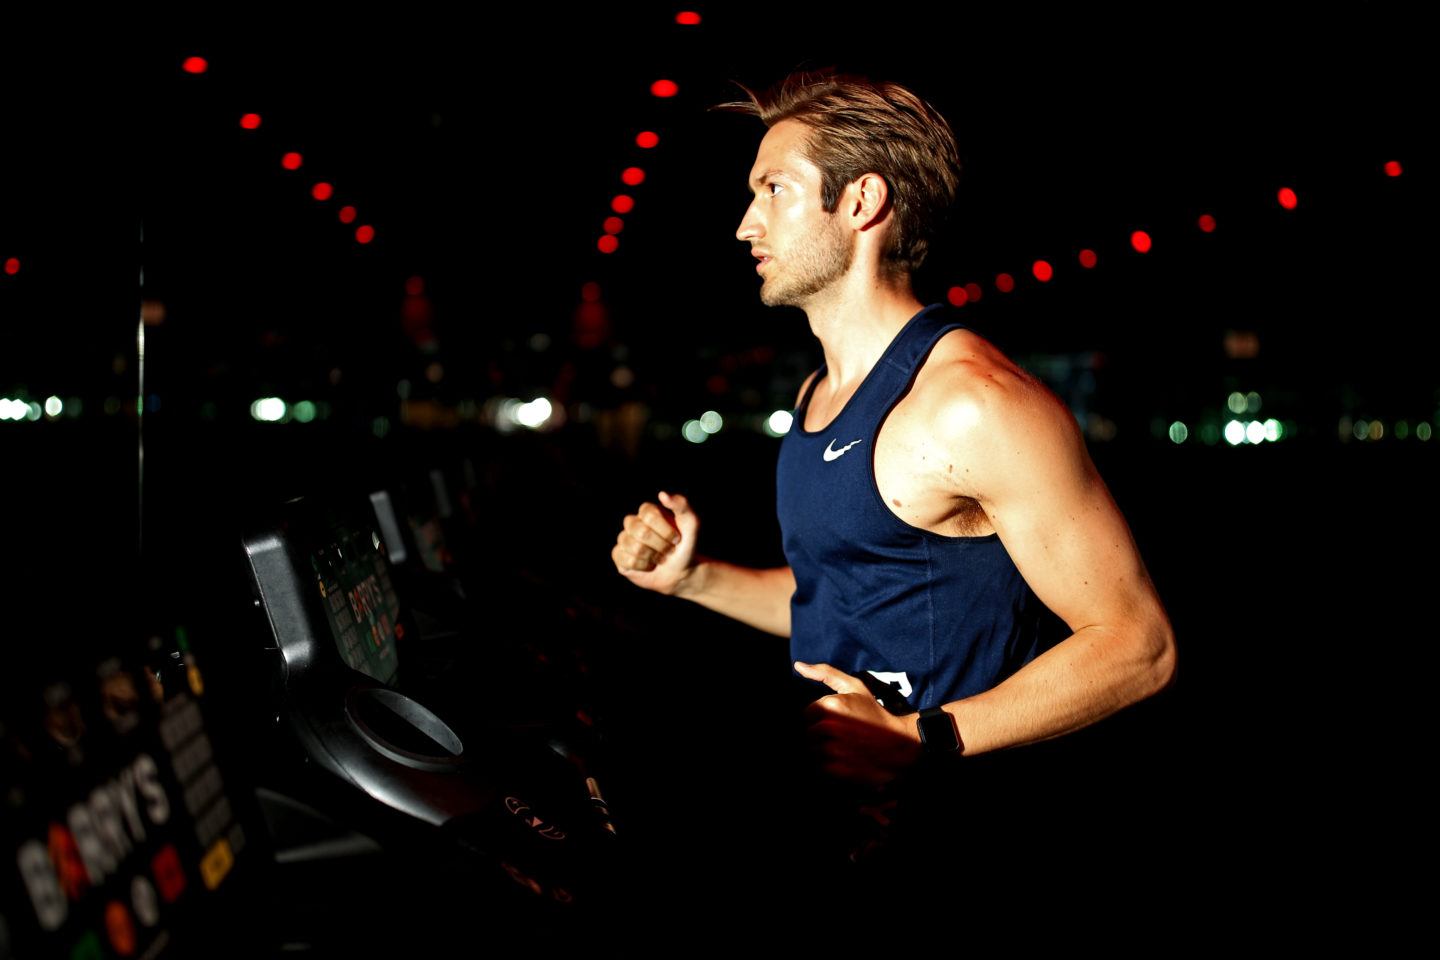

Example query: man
[610,70,1176,866]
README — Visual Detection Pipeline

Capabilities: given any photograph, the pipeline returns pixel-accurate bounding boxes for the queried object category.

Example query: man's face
[736,118,854,308]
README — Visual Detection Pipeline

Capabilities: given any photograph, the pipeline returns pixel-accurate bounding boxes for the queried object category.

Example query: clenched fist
[611,491,700,596]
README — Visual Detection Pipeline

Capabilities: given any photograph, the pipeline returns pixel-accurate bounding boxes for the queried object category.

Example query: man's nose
[736,202,762,242]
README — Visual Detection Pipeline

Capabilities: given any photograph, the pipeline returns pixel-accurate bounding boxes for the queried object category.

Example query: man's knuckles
[613,541,657,570]
[630,508,675,540]
[624,535,670,565]
[619,517,667,550]
[611,544,638,572]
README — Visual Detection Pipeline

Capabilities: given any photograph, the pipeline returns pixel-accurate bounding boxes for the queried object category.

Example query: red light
[1078,249,1097,268]
[1197,213,1216,233]
[995,273,1015,293]
[1130,230,1152,253]
[339,205,357,224]
[355,225,375,244]
[676,11,701,24]
[406,276,425,296]
[636,131,660,149]
[651,79,679,98]
[151,845,186,903]
[312,182,333,201]
[240,113,262,130]
[621,167,646,186]
[281,152,303,171]
[1032,260,1053,282]
[182,56,208,75]
[3,257,18,275]
[1384,160,1403,177]
[1277,187,1297,210]
[598,235,619,254]
[964,282,982,303]
[612,194,635,214]
[581,281,602,302]
[946,286,968,307]
[603,216,624,234]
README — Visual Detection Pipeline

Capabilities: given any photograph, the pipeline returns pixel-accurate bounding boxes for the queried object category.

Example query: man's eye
[767,182,782,196]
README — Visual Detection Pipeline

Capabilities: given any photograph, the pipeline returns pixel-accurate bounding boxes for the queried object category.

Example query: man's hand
[796,661,924,790]
[611,491,701,596]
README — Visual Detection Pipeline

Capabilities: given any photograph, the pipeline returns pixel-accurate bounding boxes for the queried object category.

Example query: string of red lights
[178,52,377,249]
[579,8,1408,328]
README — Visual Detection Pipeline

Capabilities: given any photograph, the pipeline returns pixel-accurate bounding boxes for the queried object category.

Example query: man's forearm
[919,619,1176,756]
[672,558,794,637]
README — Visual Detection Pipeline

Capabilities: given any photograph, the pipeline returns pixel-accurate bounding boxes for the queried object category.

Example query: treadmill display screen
[309,527,401,685]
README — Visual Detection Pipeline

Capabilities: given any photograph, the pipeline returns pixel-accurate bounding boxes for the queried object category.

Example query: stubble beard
[760,213,855,309]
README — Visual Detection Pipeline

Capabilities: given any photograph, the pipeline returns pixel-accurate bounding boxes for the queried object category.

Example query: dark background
[1,6,1432,933]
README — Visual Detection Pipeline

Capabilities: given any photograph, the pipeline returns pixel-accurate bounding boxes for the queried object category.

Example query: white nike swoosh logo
[823,438,863,461]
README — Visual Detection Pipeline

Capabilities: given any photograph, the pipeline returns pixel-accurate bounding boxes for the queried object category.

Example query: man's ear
[848,172,891,231]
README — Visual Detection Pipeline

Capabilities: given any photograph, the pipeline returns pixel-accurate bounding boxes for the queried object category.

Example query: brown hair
[713,68,961,280]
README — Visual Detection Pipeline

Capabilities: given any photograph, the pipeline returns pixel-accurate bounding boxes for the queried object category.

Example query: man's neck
[803,277,927,390]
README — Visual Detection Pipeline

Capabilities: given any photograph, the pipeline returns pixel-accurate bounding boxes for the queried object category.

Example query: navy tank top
[776,302,1044,711]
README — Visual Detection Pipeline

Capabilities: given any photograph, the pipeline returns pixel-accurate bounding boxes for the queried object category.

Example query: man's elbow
[1143,618,1178,698]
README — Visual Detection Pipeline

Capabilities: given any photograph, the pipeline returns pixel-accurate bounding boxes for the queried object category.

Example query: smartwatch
[916,706,963,755]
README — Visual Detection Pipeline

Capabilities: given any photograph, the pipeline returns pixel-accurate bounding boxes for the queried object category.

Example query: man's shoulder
[908,331,1086,502]
[898,331,1082,480]
[912,327,1057,434]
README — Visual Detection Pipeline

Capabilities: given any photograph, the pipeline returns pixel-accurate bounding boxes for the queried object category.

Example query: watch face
[919,709,958,752]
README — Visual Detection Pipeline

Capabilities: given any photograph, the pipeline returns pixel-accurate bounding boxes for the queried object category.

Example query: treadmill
[241,494,624,943]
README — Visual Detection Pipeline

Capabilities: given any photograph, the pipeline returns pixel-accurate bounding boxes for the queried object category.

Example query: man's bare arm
[916,364,1177,756]
[611,491,795,637]
[611,372,817,639]
[672,558,795,637]
[933,612,1173,756]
